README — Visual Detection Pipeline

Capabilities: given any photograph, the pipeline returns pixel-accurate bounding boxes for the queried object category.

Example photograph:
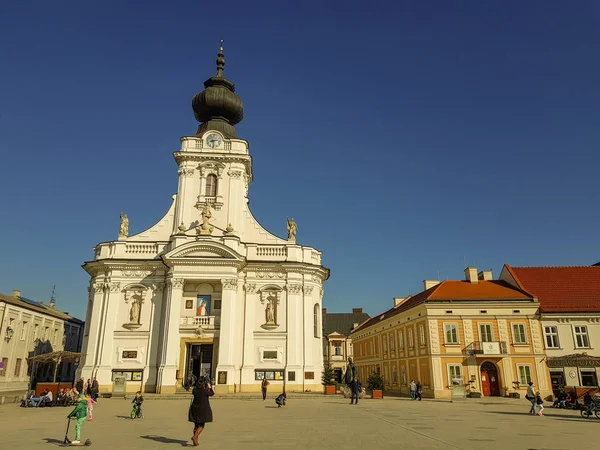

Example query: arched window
[314,304,320,338]
[205,174,217,197]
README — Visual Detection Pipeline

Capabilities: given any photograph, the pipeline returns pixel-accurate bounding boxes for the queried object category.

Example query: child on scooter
[67,394,88,444]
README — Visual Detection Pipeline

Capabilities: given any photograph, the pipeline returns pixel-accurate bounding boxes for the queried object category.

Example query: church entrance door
[185,344,213,383]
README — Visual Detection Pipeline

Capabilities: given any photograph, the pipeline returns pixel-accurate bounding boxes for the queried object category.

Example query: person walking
[349,378,362,405]
[525,382,536,414]
[261,378,269,401]
[91,377,99,401]
[535,391,544,416]
[85,379,92,398]
[409,380,417,400]
[86,395,97,420]
[188,377,214,447]
[415,381,422,401]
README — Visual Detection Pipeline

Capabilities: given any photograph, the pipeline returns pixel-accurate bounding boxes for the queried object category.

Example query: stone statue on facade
[287,217,297,241]
[129,299,140,324]
[119,213,129,238]
[197,202,214,235]
[266,300,275,324]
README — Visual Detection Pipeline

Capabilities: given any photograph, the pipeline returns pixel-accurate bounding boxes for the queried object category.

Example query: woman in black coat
[188,377,214,446]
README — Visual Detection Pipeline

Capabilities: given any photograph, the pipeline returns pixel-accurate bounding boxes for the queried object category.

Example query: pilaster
[173,163,196,234]
[144,282,165,392]
[80,279,108,379]
[156,277,184,394]
[240,282,257,388]
[95,282,123,382]
[214,277,239,394]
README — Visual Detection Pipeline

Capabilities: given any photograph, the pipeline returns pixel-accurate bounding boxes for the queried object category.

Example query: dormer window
[205,174,218,197]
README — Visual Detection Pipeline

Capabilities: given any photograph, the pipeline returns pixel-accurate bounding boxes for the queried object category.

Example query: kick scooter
[61,417,92,447]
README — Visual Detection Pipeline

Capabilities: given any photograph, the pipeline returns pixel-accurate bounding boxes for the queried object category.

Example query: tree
[367,371,384,391]
[321,361,336,386]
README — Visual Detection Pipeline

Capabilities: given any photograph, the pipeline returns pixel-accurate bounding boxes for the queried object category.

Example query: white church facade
[78,45,329,394]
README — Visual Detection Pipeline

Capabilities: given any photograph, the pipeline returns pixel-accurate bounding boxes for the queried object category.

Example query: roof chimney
[352,308,362,314]
[423,280,440,290]
[12,289,21,298]
[465,267,478,284]
[478,270,493,281]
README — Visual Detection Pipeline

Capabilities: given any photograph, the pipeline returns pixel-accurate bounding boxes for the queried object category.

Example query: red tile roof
[506,265,600,313]
[352,280,532,333]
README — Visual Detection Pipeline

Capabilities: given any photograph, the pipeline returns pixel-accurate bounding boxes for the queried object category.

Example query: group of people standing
[75,377,99,401]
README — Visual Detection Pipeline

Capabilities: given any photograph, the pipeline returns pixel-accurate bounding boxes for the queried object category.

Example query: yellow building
[351,268,552,399]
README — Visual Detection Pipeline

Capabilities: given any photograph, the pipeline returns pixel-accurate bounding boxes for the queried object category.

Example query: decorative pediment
[162,241,245,266]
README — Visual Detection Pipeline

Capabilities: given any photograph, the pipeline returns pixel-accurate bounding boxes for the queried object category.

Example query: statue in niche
[129,298,141,324]
[119,213,129,238]
[287,217,297,241]
[265,299,275,324]
[197,202,213,235]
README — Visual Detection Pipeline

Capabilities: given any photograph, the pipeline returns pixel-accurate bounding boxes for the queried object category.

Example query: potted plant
[322,362,337,394]
[367,371,384,399]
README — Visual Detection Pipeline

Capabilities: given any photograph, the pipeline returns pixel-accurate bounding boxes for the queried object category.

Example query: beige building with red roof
[501,264,600,394]
[351,267,552,399]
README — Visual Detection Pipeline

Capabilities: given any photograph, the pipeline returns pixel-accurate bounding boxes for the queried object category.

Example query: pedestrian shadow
[265,405,280,408]
[140,435,190,446]
[42,438,65,445]
[115,415,132,419]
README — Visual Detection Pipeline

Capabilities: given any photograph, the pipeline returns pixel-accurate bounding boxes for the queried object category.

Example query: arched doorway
[480,362,500,396]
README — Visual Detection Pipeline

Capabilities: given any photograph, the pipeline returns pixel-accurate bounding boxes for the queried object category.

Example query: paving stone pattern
[0,396,595,449]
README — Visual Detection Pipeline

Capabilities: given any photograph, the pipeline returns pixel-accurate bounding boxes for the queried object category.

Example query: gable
[163,241,245,264]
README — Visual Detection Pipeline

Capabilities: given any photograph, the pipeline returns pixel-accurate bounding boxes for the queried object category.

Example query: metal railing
[463,341,508,356]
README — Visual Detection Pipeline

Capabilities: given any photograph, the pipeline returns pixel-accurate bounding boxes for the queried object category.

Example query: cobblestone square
[0,396,596,449]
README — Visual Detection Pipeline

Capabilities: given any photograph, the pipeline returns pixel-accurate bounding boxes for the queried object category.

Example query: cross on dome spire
[216,39,225,77]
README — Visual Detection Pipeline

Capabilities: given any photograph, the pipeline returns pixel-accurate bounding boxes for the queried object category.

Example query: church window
[205,174,218,197]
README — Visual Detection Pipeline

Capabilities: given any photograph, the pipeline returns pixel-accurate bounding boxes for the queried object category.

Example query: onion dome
[192,40,244,138]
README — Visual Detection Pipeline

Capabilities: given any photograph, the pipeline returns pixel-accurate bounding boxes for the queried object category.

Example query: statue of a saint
[198,202,213,235]
[266,300,275,324]
[129,299,140,324]
[287,217,297,241]
[119,213,129,238]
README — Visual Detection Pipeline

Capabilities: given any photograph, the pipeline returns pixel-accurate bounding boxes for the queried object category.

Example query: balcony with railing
[463,341,508,356]
[180,316,220,330]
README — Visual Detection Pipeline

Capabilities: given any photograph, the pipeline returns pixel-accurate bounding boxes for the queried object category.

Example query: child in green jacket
[67,394,88,444]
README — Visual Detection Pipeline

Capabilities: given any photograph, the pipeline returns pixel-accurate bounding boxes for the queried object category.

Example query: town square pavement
[1,395,596,449]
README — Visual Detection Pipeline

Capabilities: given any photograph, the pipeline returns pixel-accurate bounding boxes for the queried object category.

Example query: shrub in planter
[367,371,384,399]
[322,362,337,394]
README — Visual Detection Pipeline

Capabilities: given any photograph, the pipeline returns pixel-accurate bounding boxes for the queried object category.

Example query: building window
[574,326,590,348]
[447,364,462,386]
[408,329,414,348]
[479,324,493,342]
[398,332,404,349]
[288,371,296,382]
[20,322,27,340]
[333,342,342,356]
[33,324,39,341]
[444,323,459,344]
[382,336,387,352]
[419,325,426,346]
[0,358,8,377]
[313,304,319,338]
[544,326,560,349]
[517,365,533,385]
[512,324,527,344]
[205,174,218,197]
[581,370,598,387]
[389,334,395,351]
[14,358,22,377]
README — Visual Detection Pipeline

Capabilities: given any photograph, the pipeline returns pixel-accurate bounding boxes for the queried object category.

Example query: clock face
[206,133,222,148]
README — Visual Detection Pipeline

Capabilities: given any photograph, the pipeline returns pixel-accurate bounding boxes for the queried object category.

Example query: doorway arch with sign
[480,361,500,397]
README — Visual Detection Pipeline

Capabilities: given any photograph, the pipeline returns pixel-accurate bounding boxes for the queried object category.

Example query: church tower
[79,43,329,395]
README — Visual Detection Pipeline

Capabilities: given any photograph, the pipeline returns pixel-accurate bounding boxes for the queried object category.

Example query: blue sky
[1,1,599,320]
